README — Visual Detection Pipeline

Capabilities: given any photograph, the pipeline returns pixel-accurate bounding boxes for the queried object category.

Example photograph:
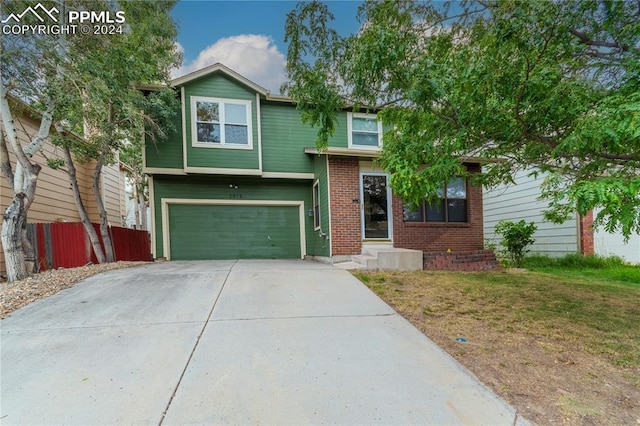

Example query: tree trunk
[61,146,106,263]
[93,152,115,262]
[1,194,27,282]
[21,213,36,273]
[133,176,141,229]
[138,185,147,231]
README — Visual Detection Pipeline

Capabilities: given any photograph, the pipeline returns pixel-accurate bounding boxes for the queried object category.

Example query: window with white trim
[191,96,252,148]
[312,180,321,230]
[347,112,382,149]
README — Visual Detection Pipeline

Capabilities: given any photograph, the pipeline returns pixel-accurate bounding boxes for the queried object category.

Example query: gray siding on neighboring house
[593,208,640,264]
[483,170,579,257]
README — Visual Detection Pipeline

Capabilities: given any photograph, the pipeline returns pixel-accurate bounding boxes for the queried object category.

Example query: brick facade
[392,164,485,253]
[327,158,486,258]
[423,250,500,271]
[328,158,362,255]
[579,211,595,255]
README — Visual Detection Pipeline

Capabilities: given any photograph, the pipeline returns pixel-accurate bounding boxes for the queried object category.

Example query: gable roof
[170,62,269,96]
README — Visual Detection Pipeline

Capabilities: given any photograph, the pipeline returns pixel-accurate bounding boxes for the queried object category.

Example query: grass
[522,254,640,285]
[353,260,640,424]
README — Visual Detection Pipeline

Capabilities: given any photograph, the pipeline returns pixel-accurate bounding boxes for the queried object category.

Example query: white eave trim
[184,166,262,176]
[304,147,381,158]
[171,63,268,95]
[262,172,314,179]
[143,167,187,175]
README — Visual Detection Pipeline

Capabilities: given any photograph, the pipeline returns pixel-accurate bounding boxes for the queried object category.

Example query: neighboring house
[143,63,489,266]
[123,173,150,230]
[483,170,640,263]
[0,100,128,273]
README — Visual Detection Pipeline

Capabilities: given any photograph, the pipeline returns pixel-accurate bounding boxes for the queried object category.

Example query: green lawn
[523,254,640,286]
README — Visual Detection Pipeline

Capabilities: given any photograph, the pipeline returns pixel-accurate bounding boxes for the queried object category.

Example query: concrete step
[352,254,378,270]
[361,248,423,272]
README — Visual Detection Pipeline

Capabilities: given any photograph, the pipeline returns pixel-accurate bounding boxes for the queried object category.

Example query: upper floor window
[347,112,382,149]
[191,96,252,149]
[403,177,468,223]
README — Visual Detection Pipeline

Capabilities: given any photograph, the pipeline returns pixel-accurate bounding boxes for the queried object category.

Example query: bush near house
[495,220,537,267]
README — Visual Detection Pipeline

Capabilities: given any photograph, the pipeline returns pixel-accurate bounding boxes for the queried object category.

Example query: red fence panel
[110,226,152,261]
[35,223,49,272]
[50,222,91,269]
[15,222,152,275]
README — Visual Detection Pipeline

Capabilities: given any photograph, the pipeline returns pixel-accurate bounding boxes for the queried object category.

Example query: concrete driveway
[1,260,526,425]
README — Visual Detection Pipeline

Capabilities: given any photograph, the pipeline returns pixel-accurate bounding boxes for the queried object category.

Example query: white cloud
[174,41,185,55]
[172,35,287,94]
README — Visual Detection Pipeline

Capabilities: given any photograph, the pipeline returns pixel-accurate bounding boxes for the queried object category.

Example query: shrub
[495,220,537,267]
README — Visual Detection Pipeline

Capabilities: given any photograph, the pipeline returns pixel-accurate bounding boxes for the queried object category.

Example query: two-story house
[143,63,492,270]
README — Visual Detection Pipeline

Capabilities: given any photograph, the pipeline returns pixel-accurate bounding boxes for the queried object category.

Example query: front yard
[354,258,640,425]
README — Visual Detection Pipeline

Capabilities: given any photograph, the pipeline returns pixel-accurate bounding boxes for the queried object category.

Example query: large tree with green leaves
[50,0,180,263]
[284,0,640,238]
[1,0,179,280]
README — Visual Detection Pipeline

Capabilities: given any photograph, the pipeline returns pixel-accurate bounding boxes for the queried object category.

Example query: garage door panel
[169,204,301,260]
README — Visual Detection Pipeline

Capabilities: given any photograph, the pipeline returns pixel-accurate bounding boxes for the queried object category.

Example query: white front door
[360,173,392,240]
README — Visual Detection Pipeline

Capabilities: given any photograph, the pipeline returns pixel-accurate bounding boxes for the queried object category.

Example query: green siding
[327,112,349,149]
[144,105,183,169]
[183,75,259,170]
[261,104,314,173]
[261,104,350,173]
[169,204,300,259]
[153,176,327,258]
[308,155,331,257]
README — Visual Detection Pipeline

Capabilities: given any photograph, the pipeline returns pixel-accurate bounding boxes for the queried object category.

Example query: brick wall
[327,160,486,258]
[392,164,485,253]
[579,210,595,255]
[328,158,362,255]
[423,250,500,271]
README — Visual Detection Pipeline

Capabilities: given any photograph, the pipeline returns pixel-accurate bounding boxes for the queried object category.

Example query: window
[348,112,382,149]
[312,180,321,230]
[403,177,467,223]
[191,96,252,149]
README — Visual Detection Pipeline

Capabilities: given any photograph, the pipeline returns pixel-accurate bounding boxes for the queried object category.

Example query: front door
[360,173,392,240]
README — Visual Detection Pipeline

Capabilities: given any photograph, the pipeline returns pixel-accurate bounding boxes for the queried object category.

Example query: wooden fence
[26,222,152,272]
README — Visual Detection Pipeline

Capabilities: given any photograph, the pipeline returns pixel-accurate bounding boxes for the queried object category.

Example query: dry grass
[354,269,640,425]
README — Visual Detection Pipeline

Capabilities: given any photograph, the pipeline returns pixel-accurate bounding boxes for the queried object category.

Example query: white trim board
[143,167,187,175]
[161,198,307,261]
[149,176,156,258]
[262,172,314,179]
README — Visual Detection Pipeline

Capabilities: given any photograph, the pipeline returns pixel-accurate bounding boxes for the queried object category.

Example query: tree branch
[0,129,15,187]
[0,84,34,192]
[569,29,635,53]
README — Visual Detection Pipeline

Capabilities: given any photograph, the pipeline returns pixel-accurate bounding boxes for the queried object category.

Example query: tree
[50,1,180,263]
[1,0,66,281]
[284,0,640,238]
[1,0,179,279]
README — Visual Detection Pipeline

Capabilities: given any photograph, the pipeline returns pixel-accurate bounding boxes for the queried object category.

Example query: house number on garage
[229,193,243,199]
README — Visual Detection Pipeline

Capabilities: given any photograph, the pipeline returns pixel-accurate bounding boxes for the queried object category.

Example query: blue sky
[171,1,363,93]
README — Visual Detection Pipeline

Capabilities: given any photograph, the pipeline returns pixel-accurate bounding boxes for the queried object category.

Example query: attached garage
[161,199,306,260]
